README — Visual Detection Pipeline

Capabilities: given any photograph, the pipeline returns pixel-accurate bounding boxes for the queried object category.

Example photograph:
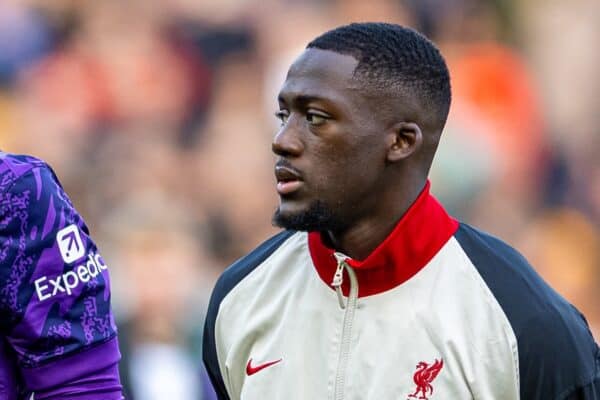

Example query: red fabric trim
[308,182,459,297]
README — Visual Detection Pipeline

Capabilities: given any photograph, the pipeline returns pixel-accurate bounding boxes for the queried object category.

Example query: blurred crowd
[0,0,598,398]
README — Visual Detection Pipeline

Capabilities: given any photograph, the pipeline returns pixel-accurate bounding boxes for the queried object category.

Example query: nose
[272,120,303,158]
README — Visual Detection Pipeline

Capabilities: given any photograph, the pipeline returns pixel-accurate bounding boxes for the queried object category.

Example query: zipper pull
[332,252,348,309]
[332,252,346,287]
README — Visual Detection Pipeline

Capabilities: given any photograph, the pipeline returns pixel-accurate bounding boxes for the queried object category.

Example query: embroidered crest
[407,358,444,400]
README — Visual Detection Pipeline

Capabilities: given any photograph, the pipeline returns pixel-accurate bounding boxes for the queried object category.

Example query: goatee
[272,200,346,232]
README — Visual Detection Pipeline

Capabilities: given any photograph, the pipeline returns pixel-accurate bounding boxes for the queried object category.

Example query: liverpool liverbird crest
[407,358,444,400]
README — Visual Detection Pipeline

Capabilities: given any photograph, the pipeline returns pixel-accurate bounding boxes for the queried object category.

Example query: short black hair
[307,22,451,132]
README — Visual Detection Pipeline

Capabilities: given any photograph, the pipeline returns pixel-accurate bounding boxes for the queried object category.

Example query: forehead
[278,48,360,102]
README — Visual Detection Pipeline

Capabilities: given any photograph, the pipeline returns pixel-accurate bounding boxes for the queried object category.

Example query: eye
[275,110,289,126]
[306,111,328,126]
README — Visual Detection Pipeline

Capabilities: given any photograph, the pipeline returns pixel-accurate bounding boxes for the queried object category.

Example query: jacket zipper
[331,252,359,400]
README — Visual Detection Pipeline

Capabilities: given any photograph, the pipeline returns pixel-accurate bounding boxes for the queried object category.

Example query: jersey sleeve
[203,274,232,400]
[0,162,123,399]
[517,308,600,400]
[455,224,600,400]
[562,375,600,400]
[202,231,294,400]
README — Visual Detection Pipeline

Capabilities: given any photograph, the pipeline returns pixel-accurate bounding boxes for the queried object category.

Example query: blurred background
[0,0,598,398]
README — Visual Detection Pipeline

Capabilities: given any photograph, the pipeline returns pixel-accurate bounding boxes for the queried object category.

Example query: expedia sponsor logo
[56,224,85,264]
[34,252,108,301]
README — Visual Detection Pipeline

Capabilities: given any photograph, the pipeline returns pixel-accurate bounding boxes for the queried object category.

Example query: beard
[272,199,347,232]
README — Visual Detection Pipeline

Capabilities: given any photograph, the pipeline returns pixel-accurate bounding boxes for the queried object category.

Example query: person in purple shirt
[0,152,123,399]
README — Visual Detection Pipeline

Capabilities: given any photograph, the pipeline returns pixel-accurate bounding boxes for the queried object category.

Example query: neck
[323,178,426,260]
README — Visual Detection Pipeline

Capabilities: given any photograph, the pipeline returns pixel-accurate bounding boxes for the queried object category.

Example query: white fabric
[214,233,520,400]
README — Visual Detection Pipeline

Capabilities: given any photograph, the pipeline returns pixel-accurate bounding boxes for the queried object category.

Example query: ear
[385,122,423,162]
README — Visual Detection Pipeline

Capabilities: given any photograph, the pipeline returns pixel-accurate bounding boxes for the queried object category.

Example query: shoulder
[0,153,75,247]
[0,155,122,392]
[0,152,50,180]
[202,230,297,398]
[0,152,61,199]
[210,230,297,310]
[454,223,585,334]
[454,223,600,399]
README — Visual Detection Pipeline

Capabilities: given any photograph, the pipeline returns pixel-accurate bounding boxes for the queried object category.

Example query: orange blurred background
[0,0,598,398]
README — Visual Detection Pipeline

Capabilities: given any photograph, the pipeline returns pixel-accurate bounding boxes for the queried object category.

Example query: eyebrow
[277,94,336,107]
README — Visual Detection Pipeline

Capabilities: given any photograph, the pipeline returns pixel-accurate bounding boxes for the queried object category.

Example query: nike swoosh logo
[246,358,282,376]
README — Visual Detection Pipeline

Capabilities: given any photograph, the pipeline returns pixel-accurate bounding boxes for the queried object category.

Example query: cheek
[336,140,383,178]
[312,151,379,200]
[312,144,350,176]
[306,128,384,190]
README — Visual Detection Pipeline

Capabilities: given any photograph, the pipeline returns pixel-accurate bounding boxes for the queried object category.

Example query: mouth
[275,164,304,195]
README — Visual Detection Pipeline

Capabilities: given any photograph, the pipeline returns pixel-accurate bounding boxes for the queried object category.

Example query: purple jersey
[0,153,123,399]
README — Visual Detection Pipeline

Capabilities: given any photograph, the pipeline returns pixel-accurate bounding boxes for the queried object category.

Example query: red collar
[308,182,459,297]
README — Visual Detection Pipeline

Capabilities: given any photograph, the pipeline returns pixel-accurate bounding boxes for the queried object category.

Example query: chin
[275,198,307,217]
[272,200,340,232]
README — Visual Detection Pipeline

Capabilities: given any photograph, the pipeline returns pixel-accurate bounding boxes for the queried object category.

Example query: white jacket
[203,184,600,400]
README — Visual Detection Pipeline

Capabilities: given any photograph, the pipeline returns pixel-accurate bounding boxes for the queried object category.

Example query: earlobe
[387,122,423,162]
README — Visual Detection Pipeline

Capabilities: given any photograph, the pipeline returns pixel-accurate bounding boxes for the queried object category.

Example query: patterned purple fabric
[0,153,122,399]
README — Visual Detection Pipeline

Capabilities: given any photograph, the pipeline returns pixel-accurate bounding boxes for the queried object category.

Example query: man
[203,23,599,399]
[0,153,123,399]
